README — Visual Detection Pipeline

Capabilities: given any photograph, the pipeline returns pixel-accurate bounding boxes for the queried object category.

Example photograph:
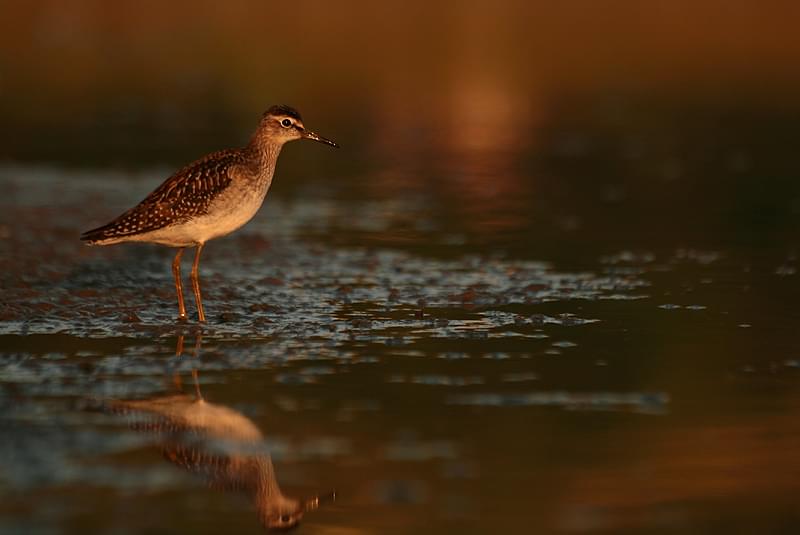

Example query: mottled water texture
[4,139,800,534]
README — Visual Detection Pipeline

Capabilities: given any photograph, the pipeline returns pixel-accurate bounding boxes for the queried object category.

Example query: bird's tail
[80,227,107,244]
[80,222,127,245]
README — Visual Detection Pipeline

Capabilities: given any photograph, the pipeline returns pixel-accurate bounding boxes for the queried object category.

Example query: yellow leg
[172,248,186,321]
[190,243,206,323]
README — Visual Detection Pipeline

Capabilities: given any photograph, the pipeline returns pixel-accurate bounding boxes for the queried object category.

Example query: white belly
[131,183,269,247]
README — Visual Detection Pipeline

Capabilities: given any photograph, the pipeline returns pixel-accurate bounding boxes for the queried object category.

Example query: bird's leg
[190,243,206,323]
[172,248,187,321]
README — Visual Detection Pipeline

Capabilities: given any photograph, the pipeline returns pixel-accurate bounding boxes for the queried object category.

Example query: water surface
[3,88,800,534]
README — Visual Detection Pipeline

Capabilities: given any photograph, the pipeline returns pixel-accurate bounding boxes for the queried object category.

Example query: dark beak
[302,130,339,148]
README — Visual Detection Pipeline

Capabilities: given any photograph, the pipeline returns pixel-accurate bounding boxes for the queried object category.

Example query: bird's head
[258,105,338,148]
[257,495,304,532]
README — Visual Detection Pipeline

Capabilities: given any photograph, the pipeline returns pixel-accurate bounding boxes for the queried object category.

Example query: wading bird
[81,106,338,322]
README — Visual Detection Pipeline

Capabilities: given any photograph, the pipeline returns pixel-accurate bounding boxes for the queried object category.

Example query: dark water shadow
[96,333,334,531]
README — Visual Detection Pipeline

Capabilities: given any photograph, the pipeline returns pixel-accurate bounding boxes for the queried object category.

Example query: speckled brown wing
[161,443,261,492]
[80,149,247,243]
[104,396,262,492]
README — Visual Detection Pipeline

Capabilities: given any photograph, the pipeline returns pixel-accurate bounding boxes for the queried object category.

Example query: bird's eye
[281,119,292,128]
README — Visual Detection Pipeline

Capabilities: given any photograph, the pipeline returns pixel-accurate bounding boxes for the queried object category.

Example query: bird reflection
[106,334,332,531]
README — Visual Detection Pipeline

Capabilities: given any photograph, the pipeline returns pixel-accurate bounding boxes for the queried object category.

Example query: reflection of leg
[175,334,185,357]
[192,332,203,357]
[172,334,185,390]
[190,243,206,323]
[191,370,202,400]
[172,332,203,397]
[191,332,203,400]
[172,248,187,320]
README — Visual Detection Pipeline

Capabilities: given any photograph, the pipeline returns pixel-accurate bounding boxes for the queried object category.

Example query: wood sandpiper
[81,105,338,322]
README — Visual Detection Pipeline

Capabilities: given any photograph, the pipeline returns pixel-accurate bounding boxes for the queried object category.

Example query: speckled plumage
[81,105,338,322]
[81,148,260,245]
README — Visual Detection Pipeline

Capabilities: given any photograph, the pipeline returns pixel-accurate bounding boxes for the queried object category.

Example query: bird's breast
[138,174,272,247]
[191,177,271,241]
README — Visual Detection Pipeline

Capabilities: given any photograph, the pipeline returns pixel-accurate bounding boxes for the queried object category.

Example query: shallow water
[3,95,800,535]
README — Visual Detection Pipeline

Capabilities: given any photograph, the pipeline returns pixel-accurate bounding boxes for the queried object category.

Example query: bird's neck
[242,138,280,186]
[248,130,283,163]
